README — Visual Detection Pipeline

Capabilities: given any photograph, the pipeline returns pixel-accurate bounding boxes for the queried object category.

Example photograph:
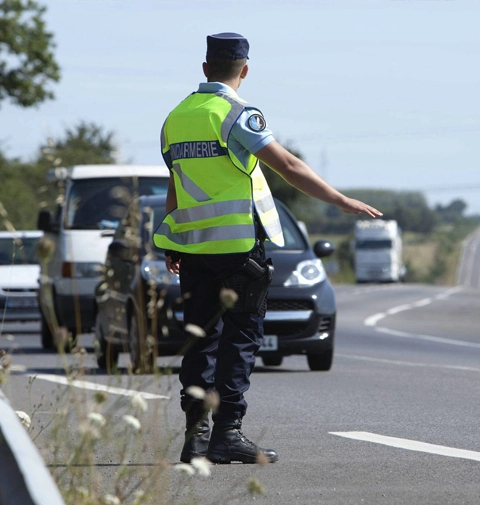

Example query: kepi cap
[206,32,249,60]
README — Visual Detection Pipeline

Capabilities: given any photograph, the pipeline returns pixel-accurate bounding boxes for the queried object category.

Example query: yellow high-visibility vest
[154,91,284,254]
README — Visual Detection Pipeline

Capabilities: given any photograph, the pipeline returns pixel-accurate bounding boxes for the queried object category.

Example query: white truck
[353,219,406,283]
[37,164,169,348]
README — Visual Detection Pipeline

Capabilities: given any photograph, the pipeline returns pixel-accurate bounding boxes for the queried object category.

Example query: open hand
[339,198,383,218]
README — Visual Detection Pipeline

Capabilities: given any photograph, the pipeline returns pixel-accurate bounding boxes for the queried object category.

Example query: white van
[353,219,406,283]
[37,164,170,348]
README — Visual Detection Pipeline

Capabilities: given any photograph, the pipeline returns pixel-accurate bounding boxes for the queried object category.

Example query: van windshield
[65,177,168,230]
[356,239,393,250]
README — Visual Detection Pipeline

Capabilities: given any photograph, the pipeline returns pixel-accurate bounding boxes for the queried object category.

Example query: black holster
[221,258,274,316]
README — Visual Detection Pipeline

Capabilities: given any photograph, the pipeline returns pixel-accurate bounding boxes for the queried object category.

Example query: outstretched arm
[255,141,383,218]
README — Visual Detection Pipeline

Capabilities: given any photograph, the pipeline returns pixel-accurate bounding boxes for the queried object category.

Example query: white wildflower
[185,385,205,400]
[131,393,148,413]
[204,391,220,412]
[77,487,89,498]
[103,494,121,505]
[174,463,195,476]
[191,457,212,477]
[15,411,31,428]
[220,288,238,309]
[132,490,145,505]
[185,323,206,338]
[123,414,141,431]
[78,421,100,439]
[88,412,106,427]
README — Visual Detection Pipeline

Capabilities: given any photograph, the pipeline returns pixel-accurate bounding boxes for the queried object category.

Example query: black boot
[180,402,210,463]
[206,419,278,464]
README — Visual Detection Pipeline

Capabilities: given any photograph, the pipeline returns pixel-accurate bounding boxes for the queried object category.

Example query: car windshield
[265,204,307,251]
[141,204,167,255]
[0,237,41,265]
[356,239,393,250]
[65,177,168,230]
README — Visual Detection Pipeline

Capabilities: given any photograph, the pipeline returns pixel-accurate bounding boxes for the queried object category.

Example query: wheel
[95,312,119,373]
[129,309,154,374]
[307,349,333,371]
[261,354,283,367]
[39,294,77,352]
[41,311,54,349]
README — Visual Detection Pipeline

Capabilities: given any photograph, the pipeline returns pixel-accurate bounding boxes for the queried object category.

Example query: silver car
[0,231,43,321]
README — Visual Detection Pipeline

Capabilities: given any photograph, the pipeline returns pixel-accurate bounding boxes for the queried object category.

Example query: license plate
[6,298,38,308]
[260,335,278,352]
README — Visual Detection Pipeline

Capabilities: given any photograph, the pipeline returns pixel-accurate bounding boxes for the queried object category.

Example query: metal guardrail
[0,390,65,505]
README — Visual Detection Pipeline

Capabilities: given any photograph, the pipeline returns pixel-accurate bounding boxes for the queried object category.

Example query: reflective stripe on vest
[154,92,284,253]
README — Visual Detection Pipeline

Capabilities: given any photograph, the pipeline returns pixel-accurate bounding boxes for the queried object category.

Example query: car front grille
[263,320,309,337]
[267,299,314,311]
[264,298,334,338]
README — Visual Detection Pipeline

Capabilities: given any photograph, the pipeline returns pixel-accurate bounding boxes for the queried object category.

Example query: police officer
[154,32,382,465]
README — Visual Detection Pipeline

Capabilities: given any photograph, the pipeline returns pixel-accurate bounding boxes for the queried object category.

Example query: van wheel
[41,311,54,349]
[307,349,333,371]
[129,310,154,374]
[261,355,283,367]
[95,312,119,373]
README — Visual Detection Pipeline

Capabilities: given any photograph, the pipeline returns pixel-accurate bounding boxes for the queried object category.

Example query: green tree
[0,0,60,108]
[37,122,118,169]
[435,199,468,224]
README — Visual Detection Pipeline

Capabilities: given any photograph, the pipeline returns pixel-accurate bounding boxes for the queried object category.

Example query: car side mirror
[108,240,132,261]
[313,240,335,258]
[37,210,52,232]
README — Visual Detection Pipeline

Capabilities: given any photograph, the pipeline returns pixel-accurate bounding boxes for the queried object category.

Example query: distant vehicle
[94,195,337,373]
[37,164,170,349]
[0,231,43,321]
[354,219,406,283]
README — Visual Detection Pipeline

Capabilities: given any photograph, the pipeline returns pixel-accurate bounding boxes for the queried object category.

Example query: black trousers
[179,244,266,423]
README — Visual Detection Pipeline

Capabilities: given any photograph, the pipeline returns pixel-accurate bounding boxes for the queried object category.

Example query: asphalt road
[2,275,480,505]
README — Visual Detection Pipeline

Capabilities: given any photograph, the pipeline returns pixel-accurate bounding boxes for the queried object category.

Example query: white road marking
[364,312,387,327]
[336,352,480,373]
[330,431,480,462]
[362,287,476,350]
[31,374,170,400]
[364,287,464,328]
[376,326,480,349]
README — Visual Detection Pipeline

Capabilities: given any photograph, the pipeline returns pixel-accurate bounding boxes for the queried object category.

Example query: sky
[2,0,480,215]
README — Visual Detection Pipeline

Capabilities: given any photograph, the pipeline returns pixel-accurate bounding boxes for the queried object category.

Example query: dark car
[94,195,336,372]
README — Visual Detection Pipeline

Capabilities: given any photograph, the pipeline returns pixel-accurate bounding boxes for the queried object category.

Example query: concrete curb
[0,390,65,505]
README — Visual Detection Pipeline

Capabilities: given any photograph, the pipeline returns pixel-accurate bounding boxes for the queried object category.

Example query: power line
[298,125,480,144]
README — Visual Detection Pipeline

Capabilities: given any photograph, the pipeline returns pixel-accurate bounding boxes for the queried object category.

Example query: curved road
[1,231,480,504]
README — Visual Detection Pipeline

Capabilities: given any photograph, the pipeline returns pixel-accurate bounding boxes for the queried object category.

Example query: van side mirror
[37,210,52,232]
[108,240,132,261]
[313,240,335,258]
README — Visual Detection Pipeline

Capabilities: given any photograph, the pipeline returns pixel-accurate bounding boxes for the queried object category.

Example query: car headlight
[61,262,103,278]
[143,260,180,285]
[284,259,326,287]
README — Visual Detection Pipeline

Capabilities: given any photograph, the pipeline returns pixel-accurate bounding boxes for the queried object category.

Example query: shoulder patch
[247,113,267,132]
